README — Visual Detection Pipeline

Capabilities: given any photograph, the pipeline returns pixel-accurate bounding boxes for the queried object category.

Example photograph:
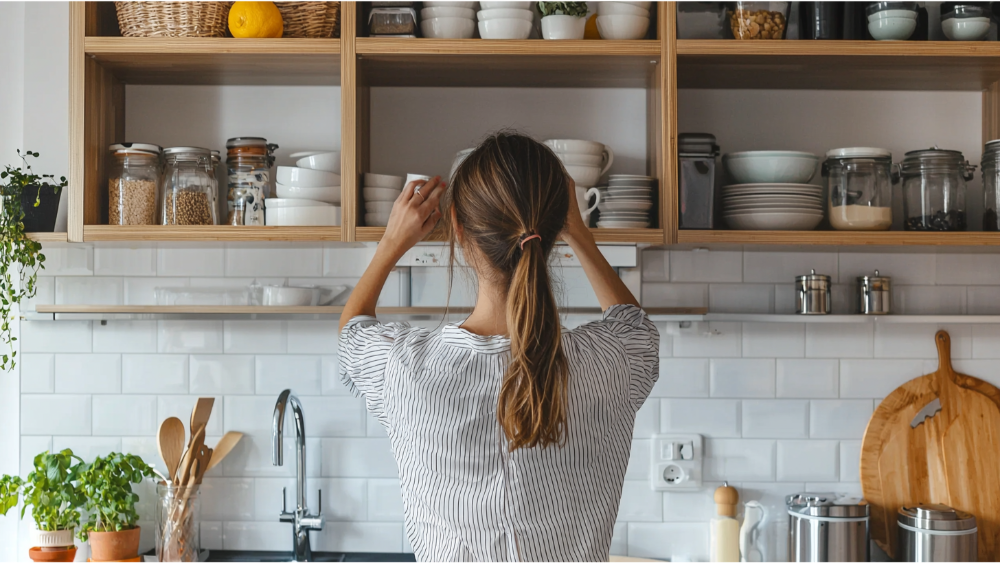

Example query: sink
[200,550,416,562]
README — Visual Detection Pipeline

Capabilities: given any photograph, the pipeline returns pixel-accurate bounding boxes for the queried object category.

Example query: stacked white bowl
[597,175,655,228]
[721,151,823,231]
[597,1,651,39]
[866,5,917,40]
[268,151,341,226]
[362,172,405,227]
[422,2,478,39]
[478,1,534,39]
[544,139,614,188]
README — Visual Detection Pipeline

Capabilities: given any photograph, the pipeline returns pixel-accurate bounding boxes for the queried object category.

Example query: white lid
[826,147,891,159]
[109,142,161,153]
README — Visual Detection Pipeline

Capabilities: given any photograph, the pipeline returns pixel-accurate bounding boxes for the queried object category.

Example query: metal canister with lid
[787,493,870,562]
[898,504,977,562]
[796,269,831,315]
[857,270,891,315]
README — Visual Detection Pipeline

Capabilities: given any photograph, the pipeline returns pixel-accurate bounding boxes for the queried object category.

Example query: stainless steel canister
[897,504,977,562]
[857,270,891,315]
[787,493,870,562]
[796,270,831,315]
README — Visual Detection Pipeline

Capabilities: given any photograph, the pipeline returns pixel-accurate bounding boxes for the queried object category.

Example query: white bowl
[723,151,819,184]
[557,152,603,166]
[479,1,530,9]
[596,14,650,39]
[724,211,823,231]
[275,184,341,205]
[868,16,917,40]
[265,205,341,227]
[564,164,602,188]
[422,16,477,38]
[541,15,587,40]
[364,187,402,202]
[545,138,605,154]
[266,198,332,209]
[263,286,317,306]
[276,166,340,188]
[365,212,392,227]
[424,1,478,7]
[477,8,534,21]
[942,18,990,41]
[295,151,340,173]
[868,9,918,20]
[366,201,395,214]
[597,2,650,17]
[364,173,405,189]
[421,6,476,19]
[479,18,533,39]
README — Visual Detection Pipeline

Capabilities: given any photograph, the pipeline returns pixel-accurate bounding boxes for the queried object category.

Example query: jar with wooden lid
[108,143,161,225]
[161,147,217,226]
[226,137,277,226]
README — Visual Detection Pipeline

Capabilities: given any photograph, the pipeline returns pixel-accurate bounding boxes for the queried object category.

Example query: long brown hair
[445,131,570,452]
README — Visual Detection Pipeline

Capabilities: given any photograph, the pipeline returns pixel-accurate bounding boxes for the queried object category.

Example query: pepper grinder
[711,483,740,562]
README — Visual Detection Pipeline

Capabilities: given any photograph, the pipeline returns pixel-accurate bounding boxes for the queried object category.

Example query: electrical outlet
[650,434,702,491]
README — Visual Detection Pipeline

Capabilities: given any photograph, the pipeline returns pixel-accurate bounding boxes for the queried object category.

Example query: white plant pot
[31,527,75,548]
[541,15,586,40]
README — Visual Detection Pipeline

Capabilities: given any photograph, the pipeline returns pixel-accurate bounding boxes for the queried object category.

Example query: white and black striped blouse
[339,304,660,562]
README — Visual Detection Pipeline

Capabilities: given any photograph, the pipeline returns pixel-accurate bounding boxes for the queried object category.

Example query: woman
[339,132,659,562]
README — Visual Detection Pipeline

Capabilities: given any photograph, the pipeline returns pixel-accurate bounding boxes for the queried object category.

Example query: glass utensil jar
[108,143,161,225]
[161,147,217,226]
[155,483,201,562]
[983,139,1000,231]
[226,137,277,226]
[898,148,974,231]
[823,147,893,231]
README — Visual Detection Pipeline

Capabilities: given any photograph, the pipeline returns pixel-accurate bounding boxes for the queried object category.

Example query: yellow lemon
[584,13,600,40]
[229,1,284,38]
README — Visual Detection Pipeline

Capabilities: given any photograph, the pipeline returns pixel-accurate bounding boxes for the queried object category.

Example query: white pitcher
[740,501,768,562]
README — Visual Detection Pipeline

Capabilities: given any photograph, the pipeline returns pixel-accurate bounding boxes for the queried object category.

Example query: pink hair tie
[519,233,541,250]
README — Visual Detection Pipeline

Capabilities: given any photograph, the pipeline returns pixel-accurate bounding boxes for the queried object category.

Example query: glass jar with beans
[161,147,218,226]
[108,143,161,225]
[898,148,975,231]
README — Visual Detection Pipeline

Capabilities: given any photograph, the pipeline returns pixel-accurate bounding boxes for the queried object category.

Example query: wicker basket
[115,2,232,38]
[276,2,341,38]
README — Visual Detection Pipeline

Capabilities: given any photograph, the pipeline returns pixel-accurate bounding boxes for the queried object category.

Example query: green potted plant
[0,150,66,372]
[538,2,589,39]
[77,453,154,562]
[0,449,86,563]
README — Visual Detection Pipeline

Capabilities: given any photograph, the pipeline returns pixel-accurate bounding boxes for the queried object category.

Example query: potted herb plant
[77,453,154,562]
[0,150,66,372]
[538,2,589,39]
[0,449,86,563]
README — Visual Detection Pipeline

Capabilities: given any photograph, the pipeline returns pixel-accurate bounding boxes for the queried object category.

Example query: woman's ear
[451,205,464,244]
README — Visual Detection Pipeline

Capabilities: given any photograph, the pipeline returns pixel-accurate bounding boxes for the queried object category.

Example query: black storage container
[678,133,720,230]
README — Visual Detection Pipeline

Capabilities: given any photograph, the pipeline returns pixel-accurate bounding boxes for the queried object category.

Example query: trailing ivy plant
[0,150,66,371]
[0,449,86,532]
[77,453,154,541]
[537,1,589,17]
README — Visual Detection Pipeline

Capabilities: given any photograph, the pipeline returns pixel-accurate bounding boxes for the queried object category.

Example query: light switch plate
[650,433,703,491]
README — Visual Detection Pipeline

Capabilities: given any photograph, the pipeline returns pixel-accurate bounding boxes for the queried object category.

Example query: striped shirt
[339,304,659,562]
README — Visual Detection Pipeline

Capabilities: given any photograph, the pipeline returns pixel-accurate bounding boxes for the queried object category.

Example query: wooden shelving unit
[676,230,1000,247]
[26,233,68,243]
[83,226,342,242]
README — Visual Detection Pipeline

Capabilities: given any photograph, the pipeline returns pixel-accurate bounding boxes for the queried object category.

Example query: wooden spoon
[157,417,185,482]
[206,432,243,473]
[188,398,215,447]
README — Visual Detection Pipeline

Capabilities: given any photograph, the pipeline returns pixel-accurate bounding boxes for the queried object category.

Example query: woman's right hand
[381,176,446,259]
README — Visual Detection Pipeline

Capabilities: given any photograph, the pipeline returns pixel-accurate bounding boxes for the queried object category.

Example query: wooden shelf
[677,230,1000,247]
[356,38,661,87]
[84,37,341,85]
[83,226,342,242]
[356,227,664,244]
[677,40,1000,90]
[27,233,68,243]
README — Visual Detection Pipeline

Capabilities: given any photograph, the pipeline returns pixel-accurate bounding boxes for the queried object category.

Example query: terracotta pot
[87,526,141,562]
[28,546,76,562]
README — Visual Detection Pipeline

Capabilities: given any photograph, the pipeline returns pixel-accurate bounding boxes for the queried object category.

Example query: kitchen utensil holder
[155,482,201,562]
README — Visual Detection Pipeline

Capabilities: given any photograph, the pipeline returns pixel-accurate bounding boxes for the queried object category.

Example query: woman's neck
[460,279,509,337]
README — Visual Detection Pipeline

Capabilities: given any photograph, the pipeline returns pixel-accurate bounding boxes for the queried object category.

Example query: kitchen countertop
[145,550,417,562]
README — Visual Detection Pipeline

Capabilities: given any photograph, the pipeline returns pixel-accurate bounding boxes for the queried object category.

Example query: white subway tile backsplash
[94,247,156,276]
[189,355,254,395]
[125,277,185,305]
[805,323,873,358]
[810,401,873,440]
[894,285,966,315]
[710,284,774,313]
[777,440,838,482]
[774,284,796,314]
[52,437,121,464]
[633,399,660,438]
[256,355,321,395]
[840,441,862,483]
[935,253,1000,285]
[840,359,925,399]
[225,396,284,435]
[803,482,863,496]
[838,253,935,286]
[368,479,404,521]
[321,438,397,478]
[296,396,367,437]
[625,440,649,481]
[642,283,708,309]
[874,324,971,358]
[967,287,1000,314]
[223,522,291,550]
[323,247,377,278]
[225,244,324,278]
[661,485,720,522]
[651,359,710,397]
[93,321,157,353]
[641,249,669,282]
[122,437,165,476]
[93,395,157,436]
[742,323,805,358]
[55,277,123,305]
[287,321,339,354]
[617,481,662,522]
[54,354,121,393]
[222,433,321,478]
[742,400,808,439]
[776,359,839,398]
[21,437,53,477]
[200,478,255,521]
[122,355,188,394]
[710,359,775,398]
[673,322,741,357]
[21,276,54,312]
[39,246,93,276]
[670,250,742,283]
[21,321,91,353]
[627,522,709,561]
[157,246,225,277]
[20,354,54,393]
[973,325,1000,358]
[611,523,628,557]
[225,321,286,354]
[661,399,740,438]
[21,395,91,435]
[704,439,775,481]
[316,523,404,553]
[158,321,223,354]
[322,356,350,396]
[201,522,223,551]
[744,252,838,284]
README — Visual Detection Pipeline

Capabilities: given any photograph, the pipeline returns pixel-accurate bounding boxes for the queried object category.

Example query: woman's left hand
[381,176,446,258]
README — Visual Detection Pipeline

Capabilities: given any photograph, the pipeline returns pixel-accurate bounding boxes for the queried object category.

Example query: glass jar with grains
[108,143,161,225]
[161,147,218,226]
[728,1,790,39]
[823,147,893,231]
[226,137,277,226]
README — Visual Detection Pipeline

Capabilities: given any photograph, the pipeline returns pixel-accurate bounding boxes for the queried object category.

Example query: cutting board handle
[935,330,953,382]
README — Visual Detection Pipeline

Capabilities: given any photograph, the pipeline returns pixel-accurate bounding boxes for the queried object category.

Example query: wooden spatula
[157,417,185,482]
[206,432,243,473]
[188,398,215,446]
[174,425,205,487]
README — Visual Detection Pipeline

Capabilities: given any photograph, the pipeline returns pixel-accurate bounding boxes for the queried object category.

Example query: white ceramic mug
[576,186,601,222]
[406,173,431,186]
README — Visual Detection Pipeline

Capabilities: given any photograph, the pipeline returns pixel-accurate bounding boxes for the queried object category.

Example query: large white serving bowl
[597,2,650,17]
[564,164,602,188]
[723,151,819,184]
[422,16,476,38]
[363,173,405,190]
[265,198,332,209]
[421,6,476,19]
[724,211,823,231]
[365,201,395,214]
[275,184,341,205]
[364,187,402,202]
[295,151,340,173]
[276,166,340,188]
[545,138,605,154]
[556,152,603,167]
[365,212,392,227]
[942,17,990,41]
[868,16,917,40]
[477,8,533,21]
[479,18,533,39]
[265,205,341,226]
[424,1,478,8]
[480,1,530,9]
[597,14,650,39]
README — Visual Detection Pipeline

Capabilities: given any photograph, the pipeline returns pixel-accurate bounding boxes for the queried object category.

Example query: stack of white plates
[722,183,824,230]
[362,173,405,227]
[597,174,655,228]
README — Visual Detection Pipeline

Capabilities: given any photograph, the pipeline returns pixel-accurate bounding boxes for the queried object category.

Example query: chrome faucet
[273,389,324,562]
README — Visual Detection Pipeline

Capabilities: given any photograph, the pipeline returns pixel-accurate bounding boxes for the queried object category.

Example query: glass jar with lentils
[108,143,161,225]
[161,147,218,226]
